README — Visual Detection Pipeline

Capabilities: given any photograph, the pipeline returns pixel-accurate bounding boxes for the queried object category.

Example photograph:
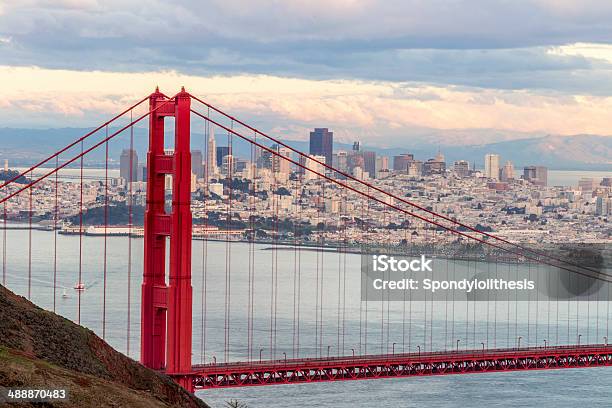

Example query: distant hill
[0,127,610,171]
[381,134,612,170]
[0,284,209,408]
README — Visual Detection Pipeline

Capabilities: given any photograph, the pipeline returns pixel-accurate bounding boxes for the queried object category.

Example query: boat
[73,282,86,290]
[62,288,69,298]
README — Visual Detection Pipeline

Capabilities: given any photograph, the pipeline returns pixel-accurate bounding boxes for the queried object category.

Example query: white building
[273,146,292,175]
[484,154,500,180]
[209,182,224,197]
[207,128,217,178]
[500,161,514,181]
[304,155,326,181]
[352,166,366,180]
[407,161,422,177]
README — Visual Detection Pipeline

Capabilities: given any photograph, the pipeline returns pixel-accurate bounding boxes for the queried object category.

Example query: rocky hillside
[0,284,210,408]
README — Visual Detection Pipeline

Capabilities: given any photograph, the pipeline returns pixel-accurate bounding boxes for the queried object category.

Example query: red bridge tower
[141,88,193,391]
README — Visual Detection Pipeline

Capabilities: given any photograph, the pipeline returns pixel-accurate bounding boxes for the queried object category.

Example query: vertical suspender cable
[314,178,320,357]
[2,201,5,287]
[127,110,134,356]
[224,127,230,362]
[201,112,210,364]
[228,122,234,361]
[103,127,109,340]
[28,184,32,299]
[78,140,84,324]
[247,131,255,360]
[365,187,370,354]
[293,162,299,358]
[319,182,324,357]
[53,156,59,312]
[273,164,279,359]
[336,185,342,356]
[296,169,302,358]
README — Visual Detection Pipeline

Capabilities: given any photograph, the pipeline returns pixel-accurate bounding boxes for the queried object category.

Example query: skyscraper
[216,146,231,167]
[362,151,377,179]
[138,164,147,182]
[271,144,292,174]
[535,166,547,186]
[207,128,217,177]
[484,154,500,180]
[120,149,138,183]
[393,154,414,171]
[578,177,596,193]
[221,154,235,177]
[309,128,333,167]
[500,161,514,181]
[191,150,204,178]
[523,166,536,182]
[333,151,349,173]
[423,158,446,175]
[347,152,364,173]
[375,156,389,174]
[407,161,422,176]
[453,160,470,177]
[523,165,547,186]
[596,196,611,216]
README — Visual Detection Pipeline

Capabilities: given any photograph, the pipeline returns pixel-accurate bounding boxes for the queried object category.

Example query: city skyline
[107,127,581,192]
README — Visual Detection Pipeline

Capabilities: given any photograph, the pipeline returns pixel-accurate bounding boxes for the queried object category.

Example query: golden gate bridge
[1,88,610,393]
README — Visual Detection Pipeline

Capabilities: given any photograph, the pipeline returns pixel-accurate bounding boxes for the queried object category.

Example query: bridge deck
[178,344,612,389]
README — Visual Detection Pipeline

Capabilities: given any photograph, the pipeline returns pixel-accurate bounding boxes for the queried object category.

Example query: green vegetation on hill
[0,284,209,408]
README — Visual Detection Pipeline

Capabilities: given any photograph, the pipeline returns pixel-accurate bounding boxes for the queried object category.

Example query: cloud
[4,1,612,46]
[2,1,612,138]
[2,1,612,95]
[549,42,612,64]
[1,66,611,144]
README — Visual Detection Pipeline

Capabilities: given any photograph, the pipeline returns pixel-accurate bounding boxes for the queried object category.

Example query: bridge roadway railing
[190,344,612,371]
[172,344,612,388]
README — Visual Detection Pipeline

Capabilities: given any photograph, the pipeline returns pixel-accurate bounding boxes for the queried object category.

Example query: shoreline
[5,221,609,268]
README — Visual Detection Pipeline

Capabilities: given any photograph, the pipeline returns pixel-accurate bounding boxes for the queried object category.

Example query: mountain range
[0,127,610,171]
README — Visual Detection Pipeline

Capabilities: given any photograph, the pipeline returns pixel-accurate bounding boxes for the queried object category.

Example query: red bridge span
[188,345,612,389]
[1,88,611,393]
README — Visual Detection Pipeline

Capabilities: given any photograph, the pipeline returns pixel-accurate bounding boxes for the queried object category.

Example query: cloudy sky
[2,0,612,145]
